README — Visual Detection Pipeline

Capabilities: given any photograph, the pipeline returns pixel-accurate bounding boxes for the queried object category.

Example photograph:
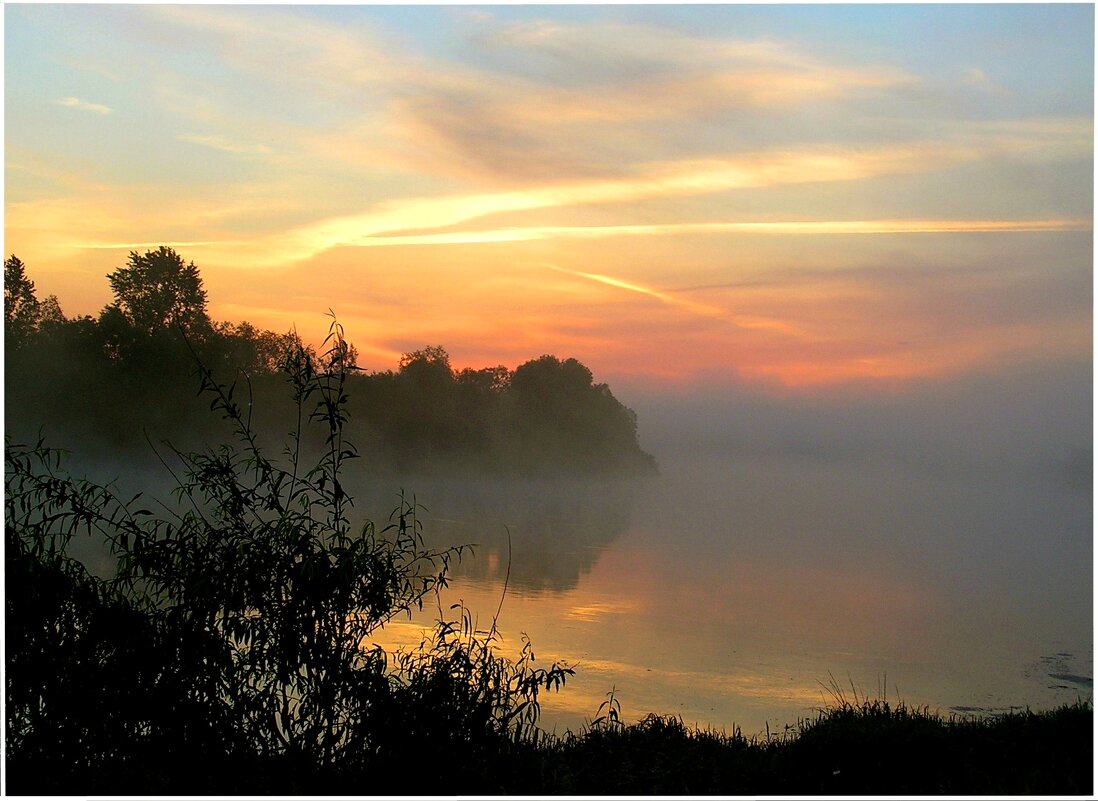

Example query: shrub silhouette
[5,317,572,794]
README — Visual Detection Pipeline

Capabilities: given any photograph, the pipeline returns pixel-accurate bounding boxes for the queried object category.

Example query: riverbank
[339,698,1094,795]
[515,698,1094,795]
[11,698,1089,795]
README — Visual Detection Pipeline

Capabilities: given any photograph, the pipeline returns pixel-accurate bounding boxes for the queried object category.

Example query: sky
[4,3,1093,389]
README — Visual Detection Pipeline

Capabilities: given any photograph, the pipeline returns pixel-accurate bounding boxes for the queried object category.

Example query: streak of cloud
[178,134,273,155]
[54,96,112,115]
[539,263,803,336]
[226,135,1090,267]
[349,218,1093,249]
[541,263,725,317]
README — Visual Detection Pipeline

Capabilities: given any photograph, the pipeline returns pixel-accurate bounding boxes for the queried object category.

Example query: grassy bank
[299,698,1094,795]
[507,699,1094,796]
[323,698,1094,795]
[12,698,1088,795]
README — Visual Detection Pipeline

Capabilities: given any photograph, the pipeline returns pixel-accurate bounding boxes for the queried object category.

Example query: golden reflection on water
[366,552,910,735]
[364,518,1090,737]
[359,447,1091,736]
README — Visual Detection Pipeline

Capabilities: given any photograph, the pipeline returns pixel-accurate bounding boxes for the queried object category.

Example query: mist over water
[356,357,1092,732]
[24,355,1092,735]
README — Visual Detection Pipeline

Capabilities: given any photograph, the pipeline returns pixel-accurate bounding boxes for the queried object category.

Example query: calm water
[355,391,1093,735]
[54,370,1093,737]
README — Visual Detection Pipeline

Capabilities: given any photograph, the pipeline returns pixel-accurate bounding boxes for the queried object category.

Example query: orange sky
[5,5,1093,389]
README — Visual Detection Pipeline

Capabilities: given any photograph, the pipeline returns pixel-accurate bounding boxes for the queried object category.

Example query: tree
[105,246,209,335]
[398,345,455,397]
[5,255,41,347]
[511,355,594,402]
[456,365,510,393]
[4,255,65,350]
[208,321,309,375]
[506,355,653,473]
[399,345,451,373]
[37,294,66,332]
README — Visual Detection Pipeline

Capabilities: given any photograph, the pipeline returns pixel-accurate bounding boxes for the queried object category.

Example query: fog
[620,357,1091,488]
[49,354,1092,615]
[611,356,1092,660]
[21,353,1091,727]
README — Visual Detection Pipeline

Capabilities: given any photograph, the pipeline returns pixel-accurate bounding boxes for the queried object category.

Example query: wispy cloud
[54,96,112,115]
[349,218,1092,248]
[541,263,805,336]
[541,263,726,317]
[178,134,273,155]
[238,131,1091,265]
[142,7,927,185]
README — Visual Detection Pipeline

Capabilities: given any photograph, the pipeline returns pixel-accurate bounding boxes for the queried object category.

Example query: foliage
[5,317,573,794]
[354,348,655,474]
[105,246,210,335]
[6,253,655,475]
[4,254,63,349]
[509,699,1093,795]
[506,354,650,473]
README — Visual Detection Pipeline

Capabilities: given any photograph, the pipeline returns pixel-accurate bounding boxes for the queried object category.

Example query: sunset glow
[5,4,1092,388]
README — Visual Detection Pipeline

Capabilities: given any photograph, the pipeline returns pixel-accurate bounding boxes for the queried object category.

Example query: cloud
[541,263,726,317]
[149,5,420,97]
[378,29,919,184]
[475,19,910,91]
[344,218,1091,249]
[54,96,112,115]
[63,6,1088,196]
[141,8,926,185]
[539,263,803,336]
[223,129,1090,266]
[178,134,273,155]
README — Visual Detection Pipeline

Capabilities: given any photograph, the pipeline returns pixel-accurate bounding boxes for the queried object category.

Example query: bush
[5,318,572,794]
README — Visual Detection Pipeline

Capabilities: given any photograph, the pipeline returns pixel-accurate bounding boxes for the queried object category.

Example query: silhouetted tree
[5,255,39,344]
[384,346,461,460]
[105,246,209,335]
[511,355,594,402]
[36,294,65,332]
[5,247,654,475]
[207,321,307,375]
[399,345,453,389]
[5,255,62,349]
[456,365,510,393]
[506,355,652,473]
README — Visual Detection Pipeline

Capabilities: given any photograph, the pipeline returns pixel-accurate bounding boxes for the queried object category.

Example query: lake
[48,363,1092,738]
[354,378,1093,736]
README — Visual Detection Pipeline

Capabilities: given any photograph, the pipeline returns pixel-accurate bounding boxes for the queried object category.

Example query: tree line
[5,247,655,475]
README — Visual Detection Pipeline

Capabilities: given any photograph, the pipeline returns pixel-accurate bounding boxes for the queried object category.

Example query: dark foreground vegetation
[511,699,1092,796]
[5,249,1091,795]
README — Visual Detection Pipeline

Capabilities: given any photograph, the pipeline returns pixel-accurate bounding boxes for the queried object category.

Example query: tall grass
[506,697,1092,795]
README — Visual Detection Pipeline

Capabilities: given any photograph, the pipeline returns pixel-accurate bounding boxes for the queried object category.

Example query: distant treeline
[4,249,655,475]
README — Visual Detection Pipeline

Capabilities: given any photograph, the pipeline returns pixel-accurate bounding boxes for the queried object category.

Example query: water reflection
[361,439,1092,736]
[347,472,643,593]
[35,366,1093,738]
